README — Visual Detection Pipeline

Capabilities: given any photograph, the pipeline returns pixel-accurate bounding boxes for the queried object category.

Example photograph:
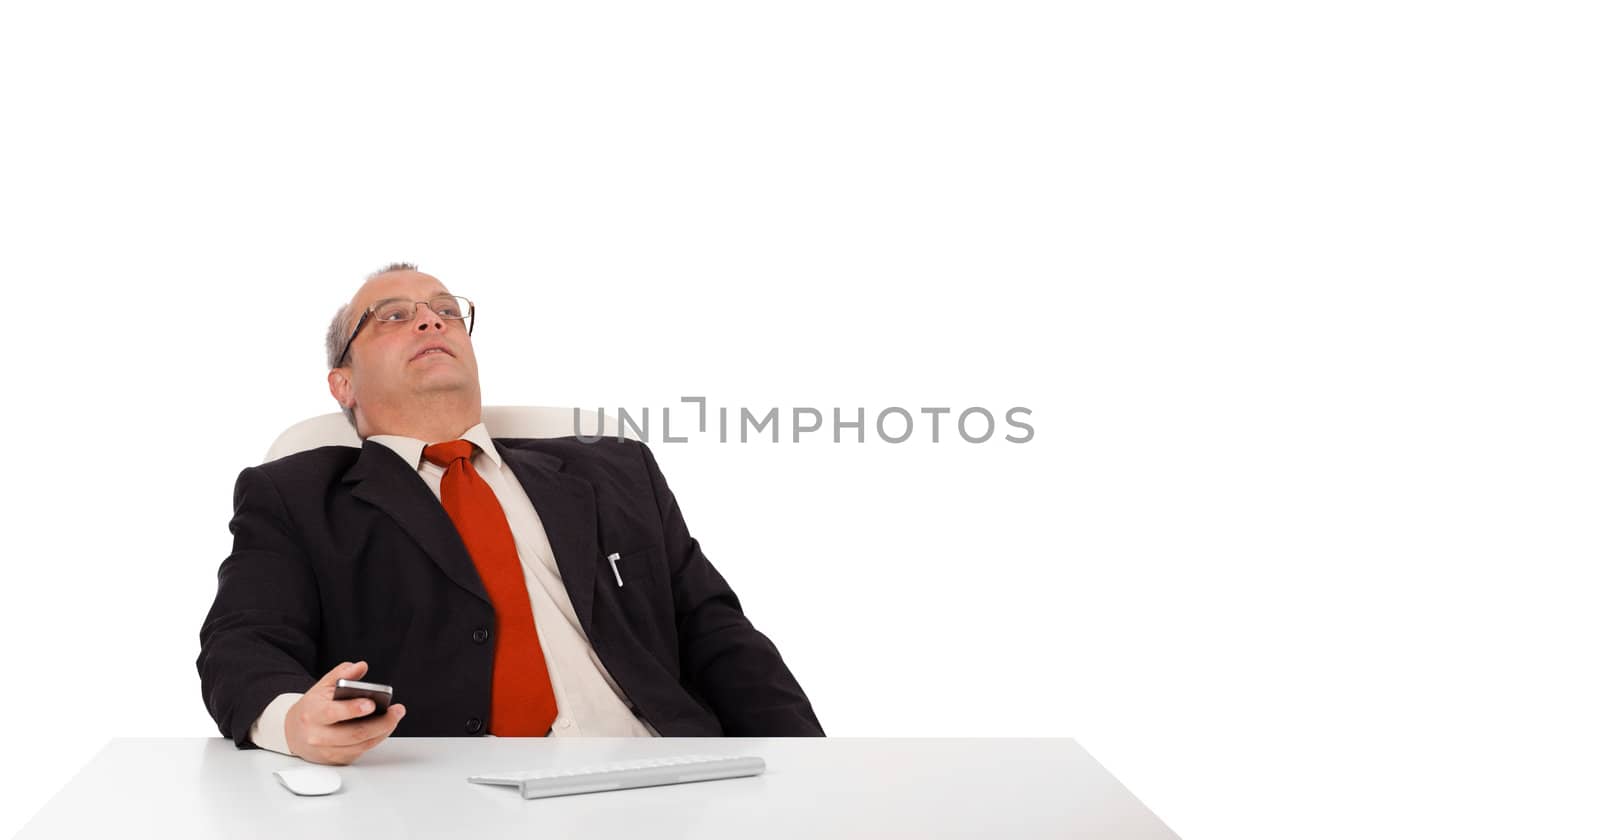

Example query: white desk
[18,737,1177,839]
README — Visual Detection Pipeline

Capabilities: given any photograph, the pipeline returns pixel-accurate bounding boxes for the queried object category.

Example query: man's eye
[377,308,410,321]
[437,306,461,318]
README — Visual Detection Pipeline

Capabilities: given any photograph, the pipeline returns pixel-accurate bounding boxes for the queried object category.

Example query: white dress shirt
[250,422,658,754]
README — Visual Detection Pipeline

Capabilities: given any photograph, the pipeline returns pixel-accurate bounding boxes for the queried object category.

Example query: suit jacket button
[466,717,484,734]
[472,628,490,644]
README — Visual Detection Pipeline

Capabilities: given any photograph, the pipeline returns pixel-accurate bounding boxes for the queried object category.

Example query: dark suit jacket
[197,436,823,745]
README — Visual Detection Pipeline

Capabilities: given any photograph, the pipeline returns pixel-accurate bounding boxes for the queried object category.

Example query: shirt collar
[369,421,501,471]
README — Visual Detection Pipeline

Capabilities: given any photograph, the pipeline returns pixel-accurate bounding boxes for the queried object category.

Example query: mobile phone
[333,678,394,717]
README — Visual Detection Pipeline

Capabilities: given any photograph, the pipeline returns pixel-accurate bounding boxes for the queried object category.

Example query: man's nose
[413,304,446,331]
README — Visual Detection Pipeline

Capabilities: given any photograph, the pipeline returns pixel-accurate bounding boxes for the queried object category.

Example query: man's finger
[340,704,405,744]
[312,660,367,691]
[345,729,395,754]
[319,735,385,766]
[316,697,378,726]
[334,713,405,758]
[323,704,405,747]
[310,661,352,690]
[323,724,393,752]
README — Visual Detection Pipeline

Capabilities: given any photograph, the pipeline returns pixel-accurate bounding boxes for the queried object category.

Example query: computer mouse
[273,765,343,796]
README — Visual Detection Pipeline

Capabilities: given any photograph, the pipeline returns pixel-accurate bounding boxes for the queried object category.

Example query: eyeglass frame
[334,294,476,367]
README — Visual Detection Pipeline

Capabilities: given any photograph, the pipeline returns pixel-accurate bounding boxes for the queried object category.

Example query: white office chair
[264,406,628,462]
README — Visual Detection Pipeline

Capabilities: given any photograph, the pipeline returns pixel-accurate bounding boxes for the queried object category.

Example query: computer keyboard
[468,754,767,799]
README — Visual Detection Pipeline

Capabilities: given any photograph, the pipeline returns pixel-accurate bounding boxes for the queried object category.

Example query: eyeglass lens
[373,296,470,322]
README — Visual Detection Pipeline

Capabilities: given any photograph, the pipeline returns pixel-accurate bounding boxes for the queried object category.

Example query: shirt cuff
[249,693,304,756]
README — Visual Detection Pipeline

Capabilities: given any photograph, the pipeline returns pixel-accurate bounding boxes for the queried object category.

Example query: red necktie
[422,440,558,736]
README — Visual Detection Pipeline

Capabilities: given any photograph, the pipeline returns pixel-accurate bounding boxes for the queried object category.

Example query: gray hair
[326,262,421,426]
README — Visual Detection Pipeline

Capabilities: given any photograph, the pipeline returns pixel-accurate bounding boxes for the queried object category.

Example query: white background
[1,2,1596,838]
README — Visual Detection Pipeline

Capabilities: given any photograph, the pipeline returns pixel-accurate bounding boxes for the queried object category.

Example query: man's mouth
[411,346,454,361]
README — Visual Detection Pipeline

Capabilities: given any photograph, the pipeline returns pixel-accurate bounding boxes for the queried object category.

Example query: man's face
[331,270,481,423]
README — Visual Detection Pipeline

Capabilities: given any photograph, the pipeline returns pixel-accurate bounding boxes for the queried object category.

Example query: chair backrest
[264,406,625,462]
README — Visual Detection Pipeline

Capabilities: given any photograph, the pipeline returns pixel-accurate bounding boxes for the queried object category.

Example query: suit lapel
[345,440,491,606]
[499,443,601,639]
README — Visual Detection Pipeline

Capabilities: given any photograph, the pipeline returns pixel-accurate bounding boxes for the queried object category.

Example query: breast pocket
[604,545,662,589]
[597,545,673,645]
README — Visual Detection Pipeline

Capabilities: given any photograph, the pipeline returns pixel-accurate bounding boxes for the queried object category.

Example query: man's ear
[327,368,355,409]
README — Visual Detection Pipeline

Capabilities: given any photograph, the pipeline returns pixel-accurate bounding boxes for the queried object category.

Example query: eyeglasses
[335,294,475,366]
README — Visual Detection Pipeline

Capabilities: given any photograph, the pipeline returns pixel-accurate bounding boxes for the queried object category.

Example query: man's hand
[285,661,406,765]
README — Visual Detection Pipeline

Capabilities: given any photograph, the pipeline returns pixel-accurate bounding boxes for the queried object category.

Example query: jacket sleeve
[196,465,321,747]
[636,442,825,736]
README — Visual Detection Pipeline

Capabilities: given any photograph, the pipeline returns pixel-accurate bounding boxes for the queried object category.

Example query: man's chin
[409,372,476,394]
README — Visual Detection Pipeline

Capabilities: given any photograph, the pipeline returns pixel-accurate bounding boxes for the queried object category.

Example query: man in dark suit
[197,263,823,765]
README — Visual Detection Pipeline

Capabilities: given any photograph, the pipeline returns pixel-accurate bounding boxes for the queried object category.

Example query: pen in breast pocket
[607,552,623,587]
